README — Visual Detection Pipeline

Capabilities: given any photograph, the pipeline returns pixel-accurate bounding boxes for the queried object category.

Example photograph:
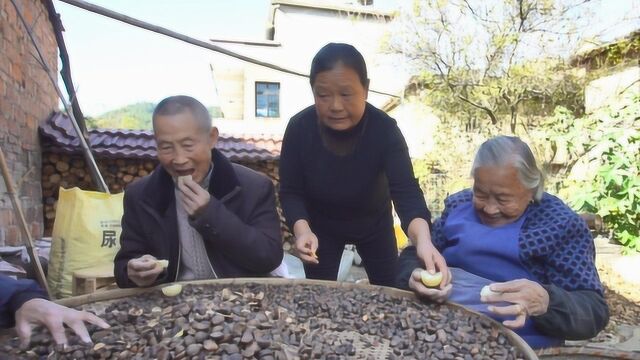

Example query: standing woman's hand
[408,218,450,289]
[294,231,319,264]
[292,219,319,264]
[409,268,452,303]
[416,240,450,288]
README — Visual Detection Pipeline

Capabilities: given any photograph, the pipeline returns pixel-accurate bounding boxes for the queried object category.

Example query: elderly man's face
[472,165,534,227]
[154,110,217,184]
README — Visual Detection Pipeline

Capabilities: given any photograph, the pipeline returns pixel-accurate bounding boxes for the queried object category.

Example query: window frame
[255,81,281,118]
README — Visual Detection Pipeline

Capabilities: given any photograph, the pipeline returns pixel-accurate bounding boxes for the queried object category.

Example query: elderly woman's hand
[409,268,452,303]
[481,279,550,329]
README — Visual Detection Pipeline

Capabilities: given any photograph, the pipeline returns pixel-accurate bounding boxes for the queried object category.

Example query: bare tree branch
[457,95,499,124]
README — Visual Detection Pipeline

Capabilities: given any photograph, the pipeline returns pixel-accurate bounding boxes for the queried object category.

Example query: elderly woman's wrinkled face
[473,165,535,227]
[312,62,368,131]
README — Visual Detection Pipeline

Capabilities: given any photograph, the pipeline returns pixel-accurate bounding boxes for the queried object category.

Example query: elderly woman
[279,43,447,286]
[397,136,608,349]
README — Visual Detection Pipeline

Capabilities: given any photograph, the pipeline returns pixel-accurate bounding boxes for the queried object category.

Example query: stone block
[6,225,19,246]
[30,221,41,239]
[0,209,14,225]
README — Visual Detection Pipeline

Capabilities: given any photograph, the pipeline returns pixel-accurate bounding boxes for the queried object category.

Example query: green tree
[546,95,640,252]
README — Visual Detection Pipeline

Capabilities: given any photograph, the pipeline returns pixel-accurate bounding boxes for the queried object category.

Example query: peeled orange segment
[161,284,183,297]
[156,260,169,269]
[420,270,443,287]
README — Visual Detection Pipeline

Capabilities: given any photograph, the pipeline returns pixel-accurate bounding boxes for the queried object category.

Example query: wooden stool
[72,263,116,296]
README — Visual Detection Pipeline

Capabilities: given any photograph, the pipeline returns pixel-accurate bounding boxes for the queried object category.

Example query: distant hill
[86,102,223,130]
[86,102,155,130]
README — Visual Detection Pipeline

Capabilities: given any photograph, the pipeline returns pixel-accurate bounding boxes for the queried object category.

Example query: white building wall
[211,2,409,136]
[584,65,640,113]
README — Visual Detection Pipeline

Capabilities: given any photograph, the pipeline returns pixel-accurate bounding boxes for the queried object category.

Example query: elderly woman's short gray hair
[471,136,545,201]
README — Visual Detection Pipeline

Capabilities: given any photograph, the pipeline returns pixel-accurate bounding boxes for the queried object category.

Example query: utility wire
[58,0,400,98]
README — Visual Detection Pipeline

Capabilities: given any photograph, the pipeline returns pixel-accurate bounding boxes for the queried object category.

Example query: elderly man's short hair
[471,136,545,201]
[152,95,212,132]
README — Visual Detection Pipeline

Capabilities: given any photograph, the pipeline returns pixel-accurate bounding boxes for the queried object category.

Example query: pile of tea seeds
[1,283,527,359]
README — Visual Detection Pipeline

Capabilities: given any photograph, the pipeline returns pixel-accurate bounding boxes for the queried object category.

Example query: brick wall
[0,0,57,246]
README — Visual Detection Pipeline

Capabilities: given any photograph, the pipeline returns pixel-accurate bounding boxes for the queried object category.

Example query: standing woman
[279,43,448,287]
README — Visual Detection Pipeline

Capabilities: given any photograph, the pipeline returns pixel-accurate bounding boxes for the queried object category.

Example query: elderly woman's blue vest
[441,201,563,349]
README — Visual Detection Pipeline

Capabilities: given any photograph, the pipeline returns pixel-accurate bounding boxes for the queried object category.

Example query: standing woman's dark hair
[309,43,370,88]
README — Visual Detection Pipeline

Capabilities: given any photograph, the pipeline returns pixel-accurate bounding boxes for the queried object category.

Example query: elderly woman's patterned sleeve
[547,213,604,293]
[531,206,608,340]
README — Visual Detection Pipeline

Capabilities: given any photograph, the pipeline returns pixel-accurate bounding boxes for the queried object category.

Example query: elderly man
[114,95,283,287]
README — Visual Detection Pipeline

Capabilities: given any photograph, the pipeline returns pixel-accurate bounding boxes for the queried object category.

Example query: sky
[53,0,399,116]
[52,0,639,116]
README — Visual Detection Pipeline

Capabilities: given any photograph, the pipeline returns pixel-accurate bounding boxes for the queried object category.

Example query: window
[255,82,280,118]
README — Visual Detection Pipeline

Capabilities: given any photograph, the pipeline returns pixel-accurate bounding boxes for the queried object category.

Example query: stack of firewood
[42,152,157,234]
[40,152,293,249]
[243,161,293,250]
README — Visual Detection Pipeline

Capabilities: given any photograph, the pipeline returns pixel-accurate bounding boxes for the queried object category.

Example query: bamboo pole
[44,0,89,140]
[57,0,399,99]
[10,0,109,194]
[0,147,51,297]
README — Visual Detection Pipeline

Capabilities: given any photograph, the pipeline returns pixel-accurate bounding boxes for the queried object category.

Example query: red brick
[22,6,33,29]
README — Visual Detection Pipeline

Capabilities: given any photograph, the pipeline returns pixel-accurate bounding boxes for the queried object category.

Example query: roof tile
[40,113,282,161]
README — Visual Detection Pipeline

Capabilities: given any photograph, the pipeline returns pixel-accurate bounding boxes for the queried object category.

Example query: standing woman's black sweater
[279,103,431,240]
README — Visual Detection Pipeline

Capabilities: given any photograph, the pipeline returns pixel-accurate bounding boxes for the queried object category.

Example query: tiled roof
[39,113,282,161]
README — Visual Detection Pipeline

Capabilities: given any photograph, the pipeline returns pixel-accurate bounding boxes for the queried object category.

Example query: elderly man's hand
[409,268,452,303]
[178,177,211,217]
[481,279,550,329]
[15,298,109,347]
[127,255,163,287]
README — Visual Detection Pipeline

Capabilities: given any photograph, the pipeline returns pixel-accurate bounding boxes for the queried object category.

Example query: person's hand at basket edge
[15,298,110,347]
[408,268,452,303]
[481,279,550,329]
[127,254,163,287]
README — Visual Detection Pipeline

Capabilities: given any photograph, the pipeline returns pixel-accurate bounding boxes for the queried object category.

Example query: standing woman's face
[312,62,368,131]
